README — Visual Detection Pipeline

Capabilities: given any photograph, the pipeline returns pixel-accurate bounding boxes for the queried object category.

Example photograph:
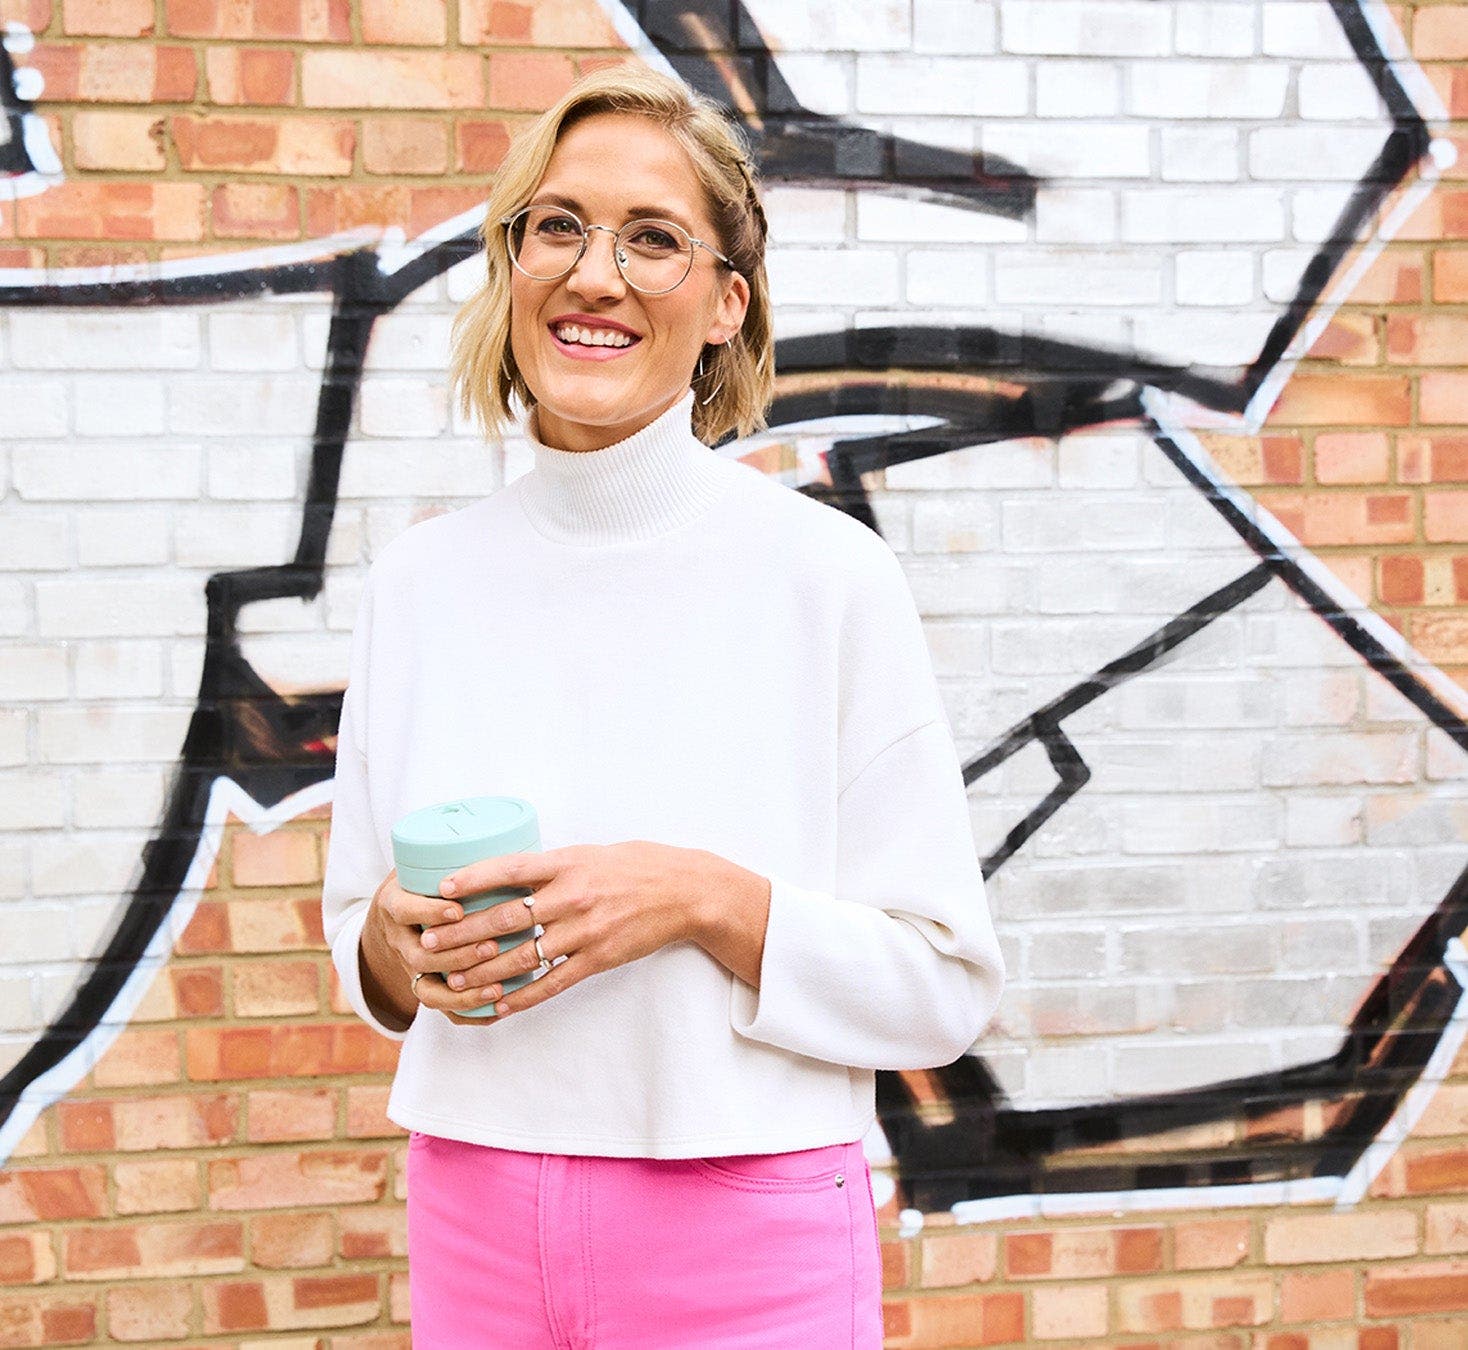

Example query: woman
[321,66,1004,1349]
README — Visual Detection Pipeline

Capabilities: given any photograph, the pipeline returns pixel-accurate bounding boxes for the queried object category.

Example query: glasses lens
[616,220,694,293]
[507,206,586,279]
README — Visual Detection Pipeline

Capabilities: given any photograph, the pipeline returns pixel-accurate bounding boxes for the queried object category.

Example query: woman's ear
[706,270,750,346]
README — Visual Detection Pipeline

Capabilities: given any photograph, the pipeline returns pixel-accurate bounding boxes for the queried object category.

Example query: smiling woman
[321,64,1003,1350]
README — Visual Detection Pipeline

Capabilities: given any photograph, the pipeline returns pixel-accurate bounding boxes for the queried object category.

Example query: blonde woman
[322,66,1004,1349]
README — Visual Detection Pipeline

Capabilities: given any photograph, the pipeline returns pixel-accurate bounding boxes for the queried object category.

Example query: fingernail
[448,974,464,989]
[422,932,437,949]
[442,906,459,921]
[442,879,457,895]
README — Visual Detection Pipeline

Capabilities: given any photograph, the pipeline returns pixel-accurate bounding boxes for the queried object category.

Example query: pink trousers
[405,1130,883,1348]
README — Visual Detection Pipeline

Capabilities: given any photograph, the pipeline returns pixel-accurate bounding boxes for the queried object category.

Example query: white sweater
[321,390,1004,1157]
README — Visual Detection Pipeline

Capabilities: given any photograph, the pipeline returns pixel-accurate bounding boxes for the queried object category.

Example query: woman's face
[507,111,751,453]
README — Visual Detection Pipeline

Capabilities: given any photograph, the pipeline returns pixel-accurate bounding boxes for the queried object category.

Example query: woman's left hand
[417,840,736,1026]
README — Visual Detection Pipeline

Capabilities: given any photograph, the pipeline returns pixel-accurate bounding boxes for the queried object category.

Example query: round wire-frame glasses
[499,204,735,296]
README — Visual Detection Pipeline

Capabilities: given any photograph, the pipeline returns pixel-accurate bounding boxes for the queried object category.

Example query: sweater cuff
[330,902,412,1043]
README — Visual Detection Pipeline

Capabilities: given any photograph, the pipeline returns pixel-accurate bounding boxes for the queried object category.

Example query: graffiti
[0,19,60,197]
[1,0,1462,1230]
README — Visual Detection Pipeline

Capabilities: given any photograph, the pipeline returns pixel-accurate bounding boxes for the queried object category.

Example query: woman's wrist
[358,886,417,1033]
[688,851,771,990]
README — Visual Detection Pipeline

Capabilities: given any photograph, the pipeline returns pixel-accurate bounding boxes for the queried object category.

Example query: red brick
[1116,1273,1271,1332]
[0,1294,98,1347]
[1279,1269,1356,1322]
[111,1092,238,1151]
[1351,248,1422,304]
[898,1290,1025,1347]
[177,900,230,954]
[306,185,411,234]
[918,1231,997,1288]
[0,1233,56,1285]
[487,51,577,111]
[1272,373,1412,426]
[1380,555,1425,606]
[251,1211,335,1268]
[410,186,488,235]
[1389,313,1468,365]
[56,42,198,102]
[113,1158,200,1215]
[93,1026,181,1087]
[1295,492,1416,546]
[211,184,300,240]
[293,1272,379,1309]
[62,0,152,34]
[457,119,513,174]
[173,966,225,1017]
[1436,249,1468,303]
[345,1084,404,1139]
[1412,615,1468,667]
[66,1219,243,1281]
[245,1085,336,1142]
[1364,1261,1468,1316]
[1175,1219,1250,1270]
[204,1280,268,1334]
[62,1227,141,1279]
[459,0,619,46]
[166,0,348,39]
[207,1149,388,1210]
[302,50,483,109]
[0,2,50,31]
[362,0,445,44]
[234,960,321,1018]
[204,47,296,105]
[363,117,449,176]
[339,1209,407,1260]
[1307,311,1377,364]
[232,827,320,886]
[57,1100,115,1152]
[104,1284,192,1343]
[1261,434,1303,484]
[15,182,206,242]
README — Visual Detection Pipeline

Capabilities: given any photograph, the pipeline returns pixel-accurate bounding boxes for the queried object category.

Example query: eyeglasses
[499,204,735,296]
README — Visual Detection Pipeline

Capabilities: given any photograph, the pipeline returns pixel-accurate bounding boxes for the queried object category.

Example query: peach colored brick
[1425,1201,1468,1255]
[113,1157,201,1215]
[363,117,449,175]
[1032,1283,1108,1340]
[111,1093,238,1151]
[1263,435,1305,484]
[205,47,296,104]
[1314,432,1390,484]
[73,43,196,102]
[488,51,577,111]
[1263,1210,1417,1264]
[1380,555,1425,606]
[225,897,324,952]
[203,1279,268,1334]
[245,1086,337,1143]
[339,1209,407,1260]
[1389,313,1468,365]
[0,1,50,29]
[57,1099,114,1152]
[307,184,412,234]
[1364,1260,1468,1316]
[1412,614,1468,666]
[71,110,166,171]
[1418,1083,1468,1136]
[172,115,354,176]
[409,185,486,235]
[207,1149,388,1211]
[457,119,513,173]
[1416,6,1468,60]
[362,0,445,44]
[211,183,300,240]
[1426,492,1468,543]
[1295,492,1416,546]
[64,1220,242,1280]
[1319,553,1373,602]
[460,0,619,46]
[1423,372,1468,425]
[0,1232,57,1284]
[203,1272,380,1334]
[1116,1271,1272,1333]
[1307,311,1377,364]
[233,960,321,1019]
[1351,248,1422,304]
[1437,249,1468,303]
[63,0,152,36]
[16,182,206,242]
[93,1026,181,1088]
[232,828,320,887]
[345,1084,405,1138]
[105,1283,192,1343]
[166,0,349,40]
[250,1211,335,1269]
[1277,1268,1353,1322]
[0,1295,97,1346]
[1174,1219,1251,1270]
[389,1266,410,1322]
[302,50,483,109]
[918,1231,997,1288]
[1272,374,1412,427]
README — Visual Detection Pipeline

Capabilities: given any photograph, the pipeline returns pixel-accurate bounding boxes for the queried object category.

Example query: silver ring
[533,934,549,968]
[411,971,425,998]
[522,891,535,909]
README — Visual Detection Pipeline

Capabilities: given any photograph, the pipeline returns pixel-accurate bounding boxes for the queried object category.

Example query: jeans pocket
[689,1141,855,1192]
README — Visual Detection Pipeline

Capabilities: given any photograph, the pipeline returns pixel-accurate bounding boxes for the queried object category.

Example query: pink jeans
[405,1131,883,1348]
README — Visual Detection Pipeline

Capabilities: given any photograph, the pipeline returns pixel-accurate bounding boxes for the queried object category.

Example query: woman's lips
[548,326,643,362]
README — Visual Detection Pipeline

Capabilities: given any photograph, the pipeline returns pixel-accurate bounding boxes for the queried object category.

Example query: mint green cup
[390,795,542,1018]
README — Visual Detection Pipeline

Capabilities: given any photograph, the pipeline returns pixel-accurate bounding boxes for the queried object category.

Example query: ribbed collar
[516,390,732,546]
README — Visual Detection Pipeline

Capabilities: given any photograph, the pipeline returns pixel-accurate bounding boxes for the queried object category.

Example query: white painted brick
[0,579,30,637]
[72,768,167,829]
[0,906,73,963]
[1262,247,1315,301]
[991,616,1161,674]
[1427,731,1465,783]
[995,250,1163,306]
[31,832,146,897]
[1034,188,1120,250]
[1261,1,1355,58]
[207,311,301,371]
[73,376,166,437]
[1035,60,1120,116]
[761,187,847,245]
[1363,673,1424,725]
[1055,433,1141,488]
[1119,923,1277,976]
[1035,309,1132,348]
[0,643,68,701]
[337,441,501,498]
[886,437,1054,490]
[983,122,1151,179]
[1279,918,1365,973]
[744,0,910,52]
[168,642,204,699]
[856,194,1024,243]
[1174,1,1258,57]
[1024,1041,1111,1102]
[1249,126,1390,181]
[997,860,1188,919]
[769,52,853,114]
[240,633,351,692]
[35,578,205,638]
[999,0,1170,56]
[1298,61,1383,120]
[236,594,326,634]
[1113,1037,1273,1095]
[1254,851,1410,909]
[8,311,199,369]
[174,508,297,568]
[922,619,988,677]
[300,311,334,368]
[1159,126,1241,183]
[1001,492,1171,552]
[914,0,998,53]
[0,510,69,570]
[855,55,1027,115]
[906,250,990,305]
[1121,187,1286,242]
[324,571,366,631]
[73,641,165,700]
[0,770,65,829]
[1176,250,1255,305]
[765,248,900,305]
[363,313,454,372]
[167,377,320,436]
[1114,673,1276,729]
[1028,927,1106,979]
[1133,310,1272,366]
[1121,798,1283,854]
[1284,795,1364,847]
[0,974,33,1034]
[0,380,67,437]
[1291,186,1358,243]
[1283,670,1362,725]
[1126,61,1289,118]
[443,253,488,304]
[324,508,364,568]
[36,704,192,765]
[206,442,300,500]
[910,496,1000,553]
[358,377,450,438]
[0,710,26,768]
[13,444,200,501]
[75,508,171,566]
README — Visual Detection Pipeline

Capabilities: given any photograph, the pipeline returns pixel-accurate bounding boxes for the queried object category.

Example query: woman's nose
[566,227,626,300]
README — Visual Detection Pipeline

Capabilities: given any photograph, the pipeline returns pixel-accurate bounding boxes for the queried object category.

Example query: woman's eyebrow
[533,191,696,232]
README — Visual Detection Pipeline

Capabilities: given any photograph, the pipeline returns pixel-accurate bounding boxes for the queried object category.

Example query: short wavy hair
[449,66,774,447]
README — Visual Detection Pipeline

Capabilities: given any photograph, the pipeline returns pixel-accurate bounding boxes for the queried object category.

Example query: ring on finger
[411,971,425,999]
[533,934,550,969]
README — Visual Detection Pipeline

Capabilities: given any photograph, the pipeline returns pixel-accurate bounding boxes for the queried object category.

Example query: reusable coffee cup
[390,795,543,1018]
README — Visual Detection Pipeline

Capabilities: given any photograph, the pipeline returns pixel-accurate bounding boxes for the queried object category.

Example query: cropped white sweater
[321,390,1004,1157]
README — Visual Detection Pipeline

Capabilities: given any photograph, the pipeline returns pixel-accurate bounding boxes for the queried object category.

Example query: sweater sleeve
[728,538,1005,1071]
[320,570,412,1042]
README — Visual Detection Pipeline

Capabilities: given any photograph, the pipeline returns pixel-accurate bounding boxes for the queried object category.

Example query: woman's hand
[412,841,762,1023]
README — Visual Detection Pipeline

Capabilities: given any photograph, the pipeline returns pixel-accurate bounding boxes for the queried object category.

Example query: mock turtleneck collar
[516,390,732,546]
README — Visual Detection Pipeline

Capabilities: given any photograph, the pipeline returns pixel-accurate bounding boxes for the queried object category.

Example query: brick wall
[3,0,1468,1344]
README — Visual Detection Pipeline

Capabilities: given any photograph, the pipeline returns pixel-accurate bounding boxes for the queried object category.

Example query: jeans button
[834,1173,845,1188]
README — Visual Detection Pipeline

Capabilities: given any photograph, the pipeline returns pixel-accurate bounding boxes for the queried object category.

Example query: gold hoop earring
[696,349,723,406]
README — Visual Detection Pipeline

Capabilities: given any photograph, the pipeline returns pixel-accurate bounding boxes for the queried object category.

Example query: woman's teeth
[553,324,636,348]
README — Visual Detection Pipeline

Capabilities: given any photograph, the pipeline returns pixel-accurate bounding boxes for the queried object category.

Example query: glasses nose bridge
[571,222,626,279]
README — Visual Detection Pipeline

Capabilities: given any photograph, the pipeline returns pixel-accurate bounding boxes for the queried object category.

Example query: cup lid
[390,796,540,872]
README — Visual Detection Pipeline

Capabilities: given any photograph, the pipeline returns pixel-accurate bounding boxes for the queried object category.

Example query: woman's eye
[628,227,678,252]
[537,215,582,237]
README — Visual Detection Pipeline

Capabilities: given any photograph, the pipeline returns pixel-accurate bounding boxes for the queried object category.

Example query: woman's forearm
[359,894,418,1033]
[689,851,771,990]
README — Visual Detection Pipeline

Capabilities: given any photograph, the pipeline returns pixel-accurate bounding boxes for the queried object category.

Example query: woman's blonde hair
[449,66,774,447]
